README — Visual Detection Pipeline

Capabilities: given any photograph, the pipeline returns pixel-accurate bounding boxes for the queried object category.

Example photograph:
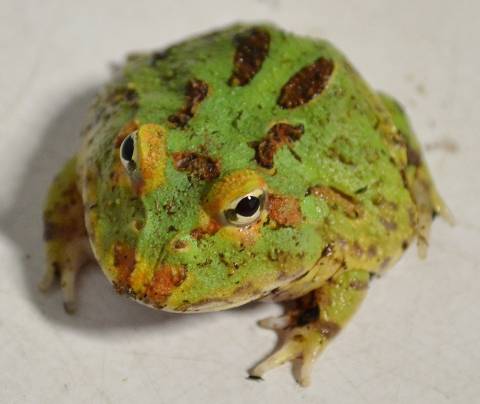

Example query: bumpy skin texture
[41,24,450,386]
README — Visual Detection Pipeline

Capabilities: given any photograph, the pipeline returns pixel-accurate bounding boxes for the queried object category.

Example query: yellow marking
[137,123,167,195]
[129,259,154,297]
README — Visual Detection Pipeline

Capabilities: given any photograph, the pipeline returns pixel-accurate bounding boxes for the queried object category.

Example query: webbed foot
[249,270,369,386]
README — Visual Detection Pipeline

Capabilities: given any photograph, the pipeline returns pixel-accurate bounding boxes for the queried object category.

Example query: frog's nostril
[170,237,190,253]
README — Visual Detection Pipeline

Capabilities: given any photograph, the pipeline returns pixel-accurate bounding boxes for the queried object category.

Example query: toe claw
[249,339,301,379]
[63,301,77,315]
[38,265,56,292]
[258,315,291,330]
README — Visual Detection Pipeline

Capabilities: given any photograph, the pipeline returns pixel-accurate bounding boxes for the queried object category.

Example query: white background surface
[1,0,479,403]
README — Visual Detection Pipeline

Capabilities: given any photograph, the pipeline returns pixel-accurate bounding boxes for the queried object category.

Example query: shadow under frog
[0,84,262,336]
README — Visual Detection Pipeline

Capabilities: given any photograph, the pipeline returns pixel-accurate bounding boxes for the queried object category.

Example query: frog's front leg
[39,157,93,313]
[249,270,370,386]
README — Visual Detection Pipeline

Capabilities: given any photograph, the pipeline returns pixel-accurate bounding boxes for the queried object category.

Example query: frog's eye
[120,132,138,171]
[223,189,266,226]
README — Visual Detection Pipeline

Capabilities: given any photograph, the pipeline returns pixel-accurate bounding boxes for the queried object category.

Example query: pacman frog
[40,24,451,386]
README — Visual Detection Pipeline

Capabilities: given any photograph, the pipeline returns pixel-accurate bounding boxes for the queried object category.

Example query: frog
[40,23,452,386]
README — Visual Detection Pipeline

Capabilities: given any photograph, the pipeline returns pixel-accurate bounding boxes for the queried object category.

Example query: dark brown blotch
[43,185,87,242]
[297,305,320,326]
[172,151,221,180]
[228,28,270,86]
[406,142,422,167]
[168,79,209,128]
[278,57,334,109]
[106,86,139,107]
[252,123,304,169]
[113,242,136,294]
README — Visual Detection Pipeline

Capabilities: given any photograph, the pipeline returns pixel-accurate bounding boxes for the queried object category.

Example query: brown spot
[146,265,186,307]
[316,320,341,339]
[43,220,81,242]
[408,207,418,228]
[267,194,302,226]
[316,288,332,308]
[173,240,188,250]
[107,85,139,107]
[380,257,391,271]
[132,219,144,232]
[43,185,87,242]
[406,142,422,167]
[168,79,209,128]
[113,242,136,294]
[367,245,378,258]
[253,123,304,168]
[321,243,335,258]
[228,28,270,86]
[402,240,409,250]
[278,57,334,109]
[172,151,220,180]
[292,333,306,343]
[352,241,364,257]
[308,186,362,218]
[297,305,319,326]
[191,219,221,240]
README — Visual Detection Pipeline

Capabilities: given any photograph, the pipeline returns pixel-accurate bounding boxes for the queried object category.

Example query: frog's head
[82,25,352,312]
[96,121,324,313]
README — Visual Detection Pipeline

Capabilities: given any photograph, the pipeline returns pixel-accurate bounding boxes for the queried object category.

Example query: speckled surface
[0,1,479,403]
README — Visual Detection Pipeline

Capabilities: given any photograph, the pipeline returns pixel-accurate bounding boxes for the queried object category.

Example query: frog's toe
[60,266,78,314]
[38,263,56,292]
[41,238,92,314]
[258,314,291,330]
[249,326,324,387]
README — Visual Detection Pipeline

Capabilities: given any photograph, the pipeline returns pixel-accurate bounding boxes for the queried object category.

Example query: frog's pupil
[121,135,135,161]
[235,196,260,217]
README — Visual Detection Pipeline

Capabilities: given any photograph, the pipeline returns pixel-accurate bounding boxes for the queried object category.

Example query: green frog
[40,24,451,386]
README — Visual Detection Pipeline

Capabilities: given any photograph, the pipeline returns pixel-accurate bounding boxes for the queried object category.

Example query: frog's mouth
[159,264,313,314]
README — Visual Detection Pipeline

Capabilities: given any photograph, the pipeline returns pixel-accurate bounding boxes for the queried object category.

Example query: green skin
[42,24,447,386]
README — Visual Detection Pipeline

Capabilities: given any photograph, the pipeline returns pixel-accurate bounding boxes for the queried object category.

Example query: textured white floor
[1,1,479,403]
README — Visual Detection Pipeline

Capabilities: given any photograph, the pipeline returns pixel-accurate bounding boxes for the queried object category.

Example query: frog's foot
[250,316,332,386]
[40,157,93,314]
[249,270,370,386]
